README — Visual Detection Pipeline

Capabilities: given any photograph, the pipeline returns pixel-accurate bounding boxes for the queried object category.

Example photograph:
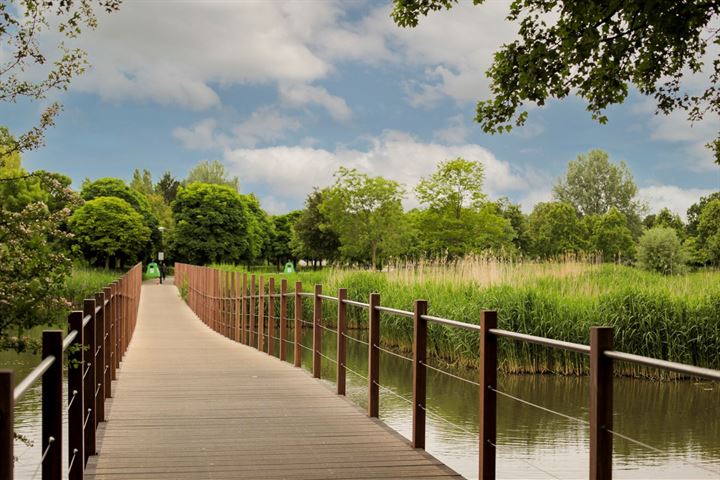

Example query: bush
[637,227,686,275]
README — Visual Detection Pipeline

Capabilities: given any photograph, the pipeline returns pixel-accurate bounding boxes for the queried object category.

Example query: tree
[81,177,161,258]
[527,202,584,258]
[130,169,154,196]
[686,192,720,237]
[0,183,79,341]
[292,188,340,266]
[637,227,687,274]
[269,211,301,269]
[171,183,255,265]
[553,150,644,236]
[415,157,486,218]
[155,171,181,204]
[0,1,121,160]
[496,197,530,254]
[68,197,151,269]
[643,208,685,240]
[185,160,239,191]
[393,1,720,164]
[413,158,514,257]
[697,199,720,264]
[244,193,275,264]
[585,208,635,261]
[321,168,406,268]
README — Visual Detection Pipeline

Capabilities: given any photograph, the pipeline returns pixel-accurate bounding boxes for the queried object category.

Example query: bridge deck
[85,282,462,479]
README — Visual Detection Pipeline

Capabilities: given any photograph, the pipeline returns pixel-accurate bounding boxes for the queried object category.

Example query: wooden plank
[86,281,462,479]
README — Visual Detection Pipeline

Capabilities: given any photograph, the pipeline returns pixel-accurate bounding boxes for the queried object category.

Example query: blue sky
[3,0,719,217]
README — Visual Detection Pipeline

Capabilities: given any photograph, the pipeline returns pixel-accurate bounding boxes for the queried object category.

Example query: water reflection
[284,327,720,479]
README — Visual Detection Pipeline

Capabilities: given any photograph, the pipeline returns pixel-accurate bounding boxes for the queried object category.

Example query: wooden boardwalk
[85,281,462,479]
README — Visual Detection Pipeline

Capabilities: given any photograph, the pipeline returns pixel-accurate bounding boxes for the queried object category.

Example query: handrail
[63,330,79,351]
[174,263,720,480]
[605,350,720,382]
[2,262,143,480]
[375,305,414,318]
[423,314,481,332]
[13,356,56,402]
[489,328,591,354]
[343,299,370,308]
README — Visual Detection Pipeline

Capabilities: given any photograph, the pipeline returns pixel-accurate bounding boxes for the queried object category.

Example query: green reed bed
[214,263,720,378]
[63,266,121,309]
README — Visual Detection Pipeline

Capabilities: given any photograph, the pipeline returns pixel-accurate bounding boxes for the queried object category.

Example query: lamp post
[158,226,165,284]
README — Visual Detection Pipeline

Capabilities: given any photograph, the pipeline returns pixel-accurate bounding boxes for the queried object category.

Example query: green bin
[146,262,160,278]
[283,261,296,274]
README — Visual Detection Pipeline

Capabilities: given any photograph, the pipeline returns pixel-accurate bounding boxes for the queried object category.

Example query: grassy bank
[63,266,121,309]
[215,260,720,377]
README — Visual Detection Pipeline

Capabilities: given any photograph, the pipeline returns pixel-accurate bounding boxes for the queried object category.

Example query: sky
[4,0,720,219]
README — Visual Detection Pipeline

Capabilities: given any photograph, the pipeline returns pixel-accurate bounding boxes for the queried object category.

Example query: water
[4,328,719,480]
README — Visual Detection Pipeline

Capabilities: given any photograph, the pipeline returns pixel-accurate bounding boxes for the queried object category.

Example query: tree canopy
[392,0,720,164]
[185,160,240,191]
[171,183,254,265]
[292,188,340,265]
[553,150,644,237]
[415,157,486,218]
[68,197,151,268]
[321,168,406,268]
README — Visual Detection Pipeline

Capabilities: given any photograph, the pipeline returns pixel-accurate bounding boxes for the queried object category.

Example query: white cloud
[71,2,341,108]
[367,3,517,105]
[224,130,540,212]
[233,108,301,148]
[639,185,716,220]
[434,114,469,144]
[173,119,228,150]
[61,1,517,112]
[173,107,301,150]
[259,195,290,215]
[279,84,351,121]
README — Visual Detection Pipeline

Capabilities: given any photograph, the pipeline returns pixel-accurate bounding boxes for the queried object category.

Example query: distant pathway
[85,281,462,479]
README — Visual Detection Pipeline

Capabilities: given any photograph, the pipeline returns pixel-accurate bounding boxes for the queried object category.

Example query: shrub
[637,227,686,275]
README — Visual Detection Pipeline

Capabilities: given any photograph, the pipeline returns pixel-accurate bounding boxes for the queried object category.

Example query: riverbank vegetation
[215,259,720,377]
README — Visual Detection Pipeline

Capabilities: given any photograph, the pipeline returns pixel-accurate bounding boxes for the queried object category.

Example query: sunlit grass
[213,259,720,377]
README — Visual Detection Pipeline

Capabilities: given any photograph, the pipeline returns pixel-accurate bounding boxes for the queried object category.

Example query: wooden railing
[0,263,142,480]
[174,263,720,480]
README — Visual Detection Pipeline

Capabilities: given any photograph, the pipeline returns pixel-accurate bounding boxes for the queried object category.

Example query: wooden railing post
[336,288,347,395]
[83,299,97,459]
[95,292,106,423]
[250,275,256,347]
[479,310,497,480]
[280,279,287,361]
[412,300,428,449]
[590,327,614,480]
[225,271,231,337]
[68,311,84,480]
[268,278,275,357]
[110,282,119,379]
[0,370,13,480]
[259,276,266,351]
[214,268,219,332]
[241,273,247,344]
[233,272,239,341]
[42,330,63,480]
[294,281,302,368]
[368,293,380,418]
[313,284,322,378]
[103,286,113,399]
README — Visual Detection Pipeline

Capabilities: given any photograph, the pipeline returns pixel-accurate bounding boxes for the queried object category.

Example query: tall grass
[214,260,720,377]
[63,267,120,309]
